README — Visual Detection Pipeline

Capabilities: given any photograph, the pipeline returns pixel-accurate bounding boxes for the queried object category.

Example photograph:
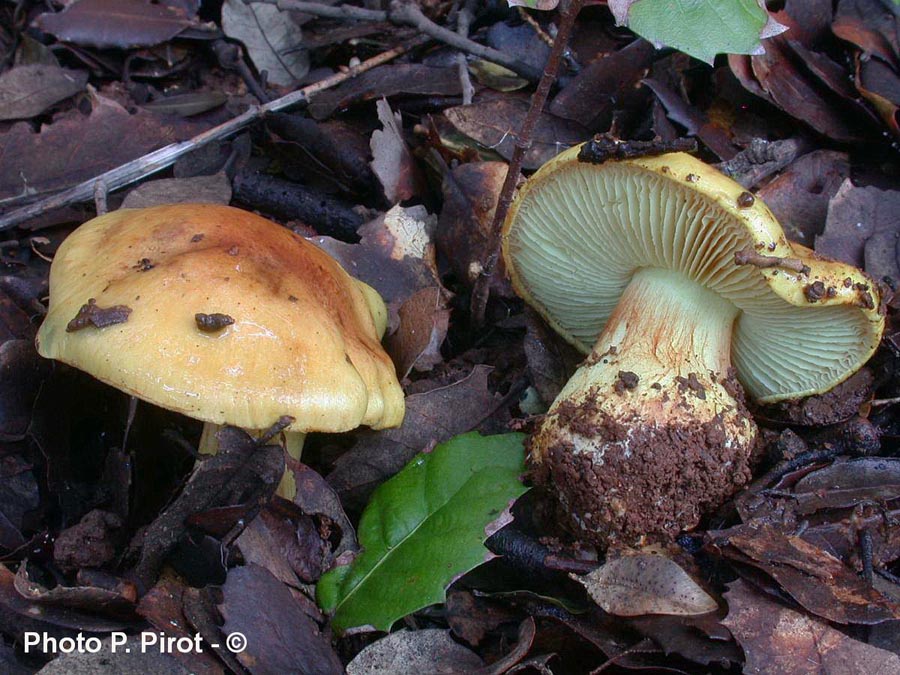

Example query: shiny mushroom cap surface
[37,204,405,433]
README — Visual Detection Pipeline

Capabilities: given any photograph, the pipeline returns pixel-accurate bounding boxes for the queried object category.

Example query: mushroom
[36,204,404,498]
[501,144,884,546]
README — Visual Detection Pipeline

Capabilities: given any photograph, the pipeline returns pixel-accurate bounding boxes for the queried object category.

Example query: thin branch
[271,0,543,81]
[0,40,419,231]
[455,0,476,105]
[734,247,810,275]
[470,0,584,327]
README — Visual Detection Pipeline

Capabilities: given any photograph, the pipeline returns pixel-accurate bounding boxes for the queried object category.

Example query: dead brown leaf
[816,179,900,281]
[309,64,462,120]
[217,564,343,675]
[312,205,441,329]
[445,96,591,170]
[33,0,196,50]
[724,579,900,674]
[573,553,718,617]
[346,629,483,674]
[436,161,513,295]
[121,173,232,209]
[327,365,502,510]
[0,94,211,203]
[711,522,900,625]
[385,286,450,379]
[757,150,849,247]
[0,65,87,121]
[136,574,224,675]
[371,98,418,204]
[549,39,656,130]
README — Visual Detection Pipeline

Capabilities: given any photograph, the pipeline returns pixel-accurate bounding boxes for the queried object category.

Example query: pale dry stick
[455,0,476,105]
[92,179,108,216]
[0,41,420,231]
[470,0,585,327]
[269,0,543,81]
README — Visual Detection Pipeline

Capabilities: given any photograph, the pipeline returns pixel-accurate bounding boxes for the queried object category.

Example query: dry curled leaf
[572,553,718,617]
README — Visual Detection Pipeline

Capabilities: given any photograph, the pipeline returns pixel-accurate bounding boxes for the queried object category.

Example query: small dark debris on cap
[135,258,154,271]
[614,371,639,395]
[804,281,826,302]
[190,233,204,243]
[675,373,706,400]
[227,245,239,256]
[67,299,132,332]
[577,136,698,165]
[736,192,755,208]
[195,312,235,332]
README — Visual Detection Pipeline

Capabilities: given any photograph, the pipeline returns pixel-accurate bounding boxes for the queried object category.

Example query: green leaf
[625,0,772,65]
[317,432,528,633]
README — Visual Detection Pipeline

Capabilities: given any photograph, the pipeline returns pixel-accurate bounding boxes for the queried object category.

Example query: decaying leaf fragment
[724,579,900,674]
[221,0,309,87]
[572,553,718,617]
[370,99,418,204]
[0,65,88,121]
[346,629,483,674]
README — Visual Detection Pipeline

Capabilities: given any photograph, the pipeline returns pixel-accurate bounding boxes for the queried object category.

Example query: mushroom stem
[198,423,306,501]
[275,431,306,501]
[531,267,756,545]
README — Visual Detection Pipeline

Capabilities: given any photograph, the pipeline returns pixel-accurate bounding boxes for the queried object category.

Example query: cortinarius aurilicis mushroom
[502,141,884,546]
[36,204,405,498]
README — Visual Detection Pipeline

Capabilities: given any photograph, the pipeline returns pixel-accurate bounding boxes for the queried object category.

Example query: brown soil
[531,381,754,547]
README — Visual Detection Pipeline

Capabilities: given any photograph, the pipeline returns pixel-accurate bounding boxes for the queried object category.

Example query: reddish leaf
[712,523,900,624]
[724,579,900,674]
[385,286,450,379]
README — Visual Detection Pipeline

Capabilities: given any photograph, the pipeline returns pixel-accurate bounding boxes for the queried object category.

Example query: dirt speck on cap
[66,299,132,332]
[614,371,639,395]
[195,312,235,333]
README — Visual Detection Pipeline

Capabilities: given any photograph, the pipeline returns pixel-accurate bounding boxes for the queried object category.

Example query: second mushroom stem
[198,423,306,500]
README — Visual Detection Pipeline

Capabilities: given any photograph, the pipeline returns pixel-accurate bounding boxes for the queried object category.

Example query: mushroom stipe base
[530,267,757,546]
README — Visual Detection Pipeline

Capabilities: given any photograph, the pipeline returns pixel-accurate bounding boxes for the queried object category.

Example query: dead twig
[270,0,543,81]
[0,40,420,231]
[734,247,810,275]
[470,0,584,327]
[455,0,476,106]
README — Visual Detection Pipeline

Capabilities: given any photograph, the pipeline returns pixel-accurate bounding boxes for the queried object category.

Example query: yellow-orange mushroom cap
[36,204,405,434]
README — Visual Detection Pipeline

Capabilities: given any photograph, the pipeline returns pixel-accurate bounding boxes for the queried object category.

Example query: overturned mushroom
[502,146,884,546]
[36,204,405,498]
